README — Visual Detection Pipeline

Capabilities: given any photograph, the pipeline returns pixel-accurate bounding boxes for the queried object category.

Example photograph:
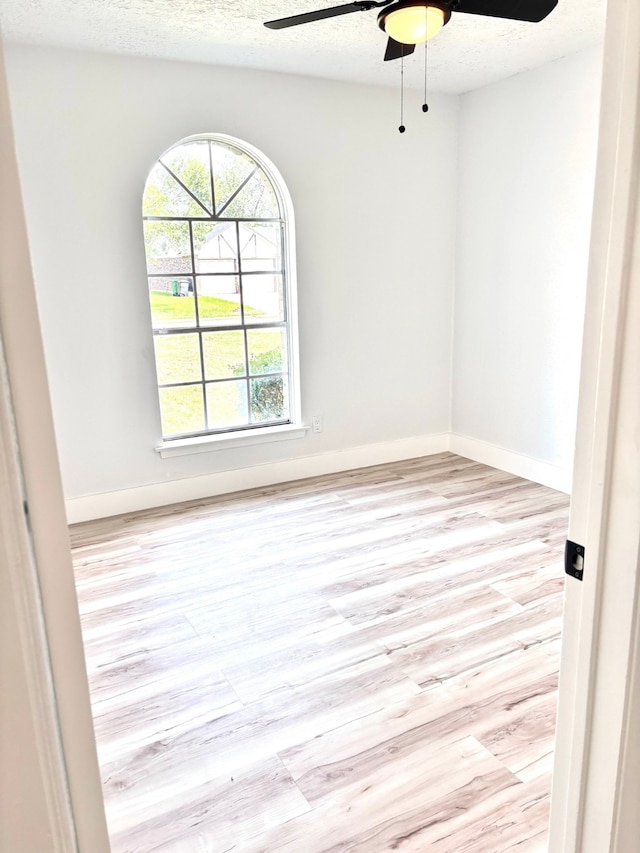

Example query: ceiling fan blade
[383,38,416,61]
[452,0,558,23]
[265,2,378,30]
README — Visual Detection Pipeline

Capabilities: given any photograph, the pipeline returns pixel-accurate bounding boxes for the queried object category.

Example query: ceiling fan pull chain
[422,10,429,113]
[399,51,406,133]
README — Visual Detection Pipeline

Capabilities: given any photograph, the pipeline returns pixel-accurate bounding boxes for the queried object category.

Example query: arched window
[142,135,299,442]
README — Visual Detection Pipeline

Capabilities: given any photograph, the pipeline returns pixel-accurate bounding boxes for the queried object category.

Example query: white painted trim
[0,38,111,851]
[614,556,640,851]
[0,334,77,851]
[449,433,572,493]
[156,423,309,458]
[67,430,577,523]
[548,0,640,850]
[148,132,303,433]
[66,433,450,522]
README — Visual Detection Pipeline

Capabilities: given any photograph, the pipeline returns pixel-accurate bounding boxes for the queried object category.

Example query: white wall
[452,47,602,474]
[4,45,458,504]
[4,43,604,515]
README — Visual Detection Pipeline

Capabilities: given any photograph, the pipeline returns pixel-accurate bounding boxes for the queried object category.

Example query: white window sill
[155,423,310,459]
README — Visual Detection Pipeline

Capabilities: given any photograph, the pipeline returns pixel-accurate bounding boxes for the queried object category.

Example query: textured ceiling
[0,0,606,93]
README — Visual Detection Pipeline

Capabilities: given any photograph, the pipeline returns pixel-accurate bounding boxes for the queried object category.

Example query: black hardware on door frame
[565,540,585,581]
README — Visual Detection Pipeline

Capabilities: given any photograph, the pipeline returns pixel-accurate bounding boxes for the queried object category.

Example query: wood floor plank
[92,666,242,763]
[108,755,311,853]
[82,610,199,666]
[233,738,520,853]
[474,689,559,776]
[87,636,230,703]
[70,453,567,852]
[279,642,560,789]
[99,655,421,820]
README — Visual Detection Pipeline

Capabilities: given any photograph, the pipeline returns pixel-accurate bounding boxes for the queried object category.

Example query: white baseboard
[65,433,450,523]
[65,432,573,523]
[449,433,572,494]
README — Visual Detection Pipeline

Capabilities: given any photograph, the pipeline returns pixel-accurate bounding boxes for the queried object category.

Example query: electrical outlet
[312,415,322,434]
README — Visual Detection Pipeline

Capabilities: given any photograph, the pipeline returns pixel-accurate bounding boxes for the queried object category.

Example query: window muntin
[143,137,294,440]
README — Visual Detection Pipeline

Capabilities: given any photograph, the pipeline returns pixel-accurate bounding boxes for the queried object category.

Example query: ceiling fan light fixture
[379,2,450,45]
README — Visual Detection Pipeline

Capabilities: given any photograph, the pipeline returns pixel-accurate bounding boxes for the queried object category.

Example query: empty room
[0,0,614,850]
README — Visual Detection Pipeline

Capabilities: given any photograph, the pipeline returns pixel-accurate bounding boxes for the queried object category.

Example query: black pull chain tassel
[399,51,406,133]
[422,34,429,113]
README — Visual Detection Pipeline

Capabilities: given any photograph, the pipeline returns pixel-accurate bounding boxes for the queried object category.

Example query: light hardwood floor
[70,453,568,853]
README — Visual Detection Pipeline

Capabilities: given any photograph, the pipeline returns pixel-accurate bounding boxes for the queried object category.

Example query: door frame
[3,0,640,848]
[548,0,640,849]
[0,330,78,851]
[0,37,111,853]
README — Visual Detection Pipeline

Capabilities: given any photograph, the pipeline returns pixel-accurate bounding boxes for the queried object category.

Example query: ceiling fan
[264,0,559,62]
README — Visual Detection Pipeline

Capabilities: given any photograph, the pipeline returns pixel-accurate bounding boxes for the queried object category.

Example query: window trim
[143,133,301,443]
[155,422,310,458]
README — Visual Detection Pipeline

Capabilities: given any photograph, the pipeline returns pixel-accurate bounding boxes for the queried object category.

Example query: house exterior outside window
[142,134,299,442]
